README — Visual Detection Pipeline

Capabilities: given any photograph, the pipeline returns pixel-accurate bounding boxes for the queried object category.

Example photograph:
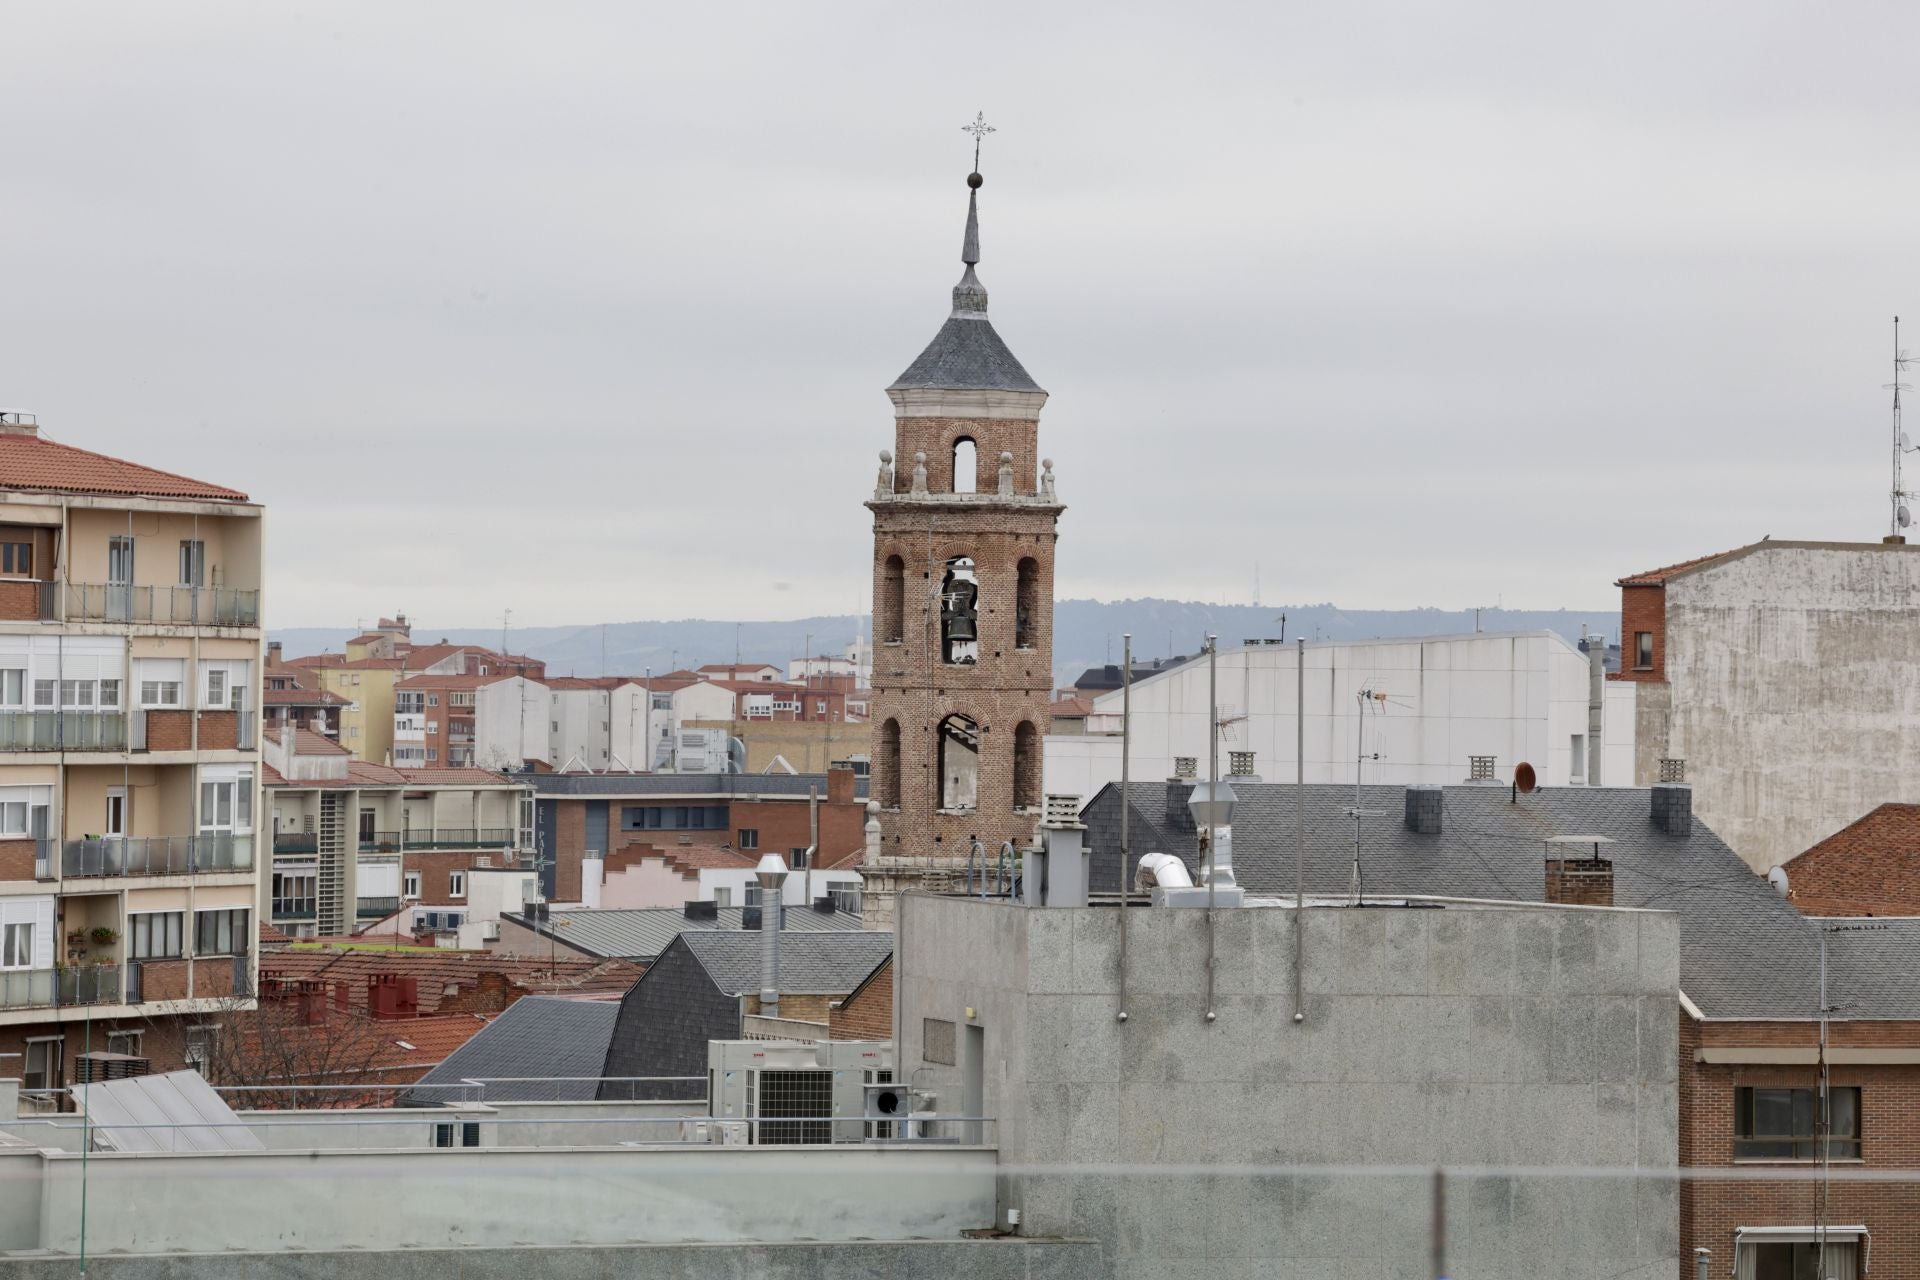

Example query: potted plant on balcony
[89,926,119,948]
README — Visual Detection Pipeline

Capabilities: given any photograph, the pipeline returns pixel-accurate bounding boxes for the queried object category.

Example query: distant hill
[273,599,1617,692]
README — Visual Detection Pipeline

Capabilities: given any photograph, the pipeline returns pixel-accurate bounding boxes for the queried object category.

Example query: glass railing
[61,584,261,627]
[274,833,319,854]
[0,711,126,751]
[60,834,253,877]
[0,965,121,1010]
[399,828,516,849]
[356,897,401,917]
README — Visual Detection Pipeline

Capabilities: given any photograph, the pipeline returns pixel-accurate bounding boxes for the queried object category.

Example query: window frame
[1634,631,1654,670]
[178,539,206,588]
[1734,1084,1862,1161]
[129,911,185,960]
[738,829,759,850]
[403,871,422,900]
[194,908,250,957]
[448,871,466,899]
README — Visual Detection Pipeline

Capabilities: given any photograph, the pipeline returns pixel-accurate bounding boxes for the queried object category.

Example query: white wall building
[1045,631,1635,800]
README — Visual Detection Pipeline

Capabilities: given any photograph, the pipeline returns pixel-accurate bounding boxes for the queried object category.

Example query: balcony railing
[0,964,122,1011]
[272,905,317,920]
[0,580,60,623]
[356,896,401,917]
[273,833,318,855]
[62,583,260,628]
[0,711,126,752]
[405,828,516,849]
[59,834,254,878]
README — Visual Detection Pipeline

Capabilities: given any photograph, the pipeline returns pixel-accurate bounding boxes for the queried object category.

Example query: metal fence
[0,711,126,751]
[362,829,516,851]
[59,834,253,878]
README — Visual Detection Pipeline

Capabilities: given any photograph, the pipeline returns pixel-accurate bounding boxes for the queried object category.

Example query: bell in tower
[940,561,980,663]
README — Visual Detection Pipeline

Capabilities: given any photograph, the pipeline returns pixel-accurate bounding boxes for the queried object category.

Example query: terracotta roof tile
[264,686,349,706]
[260,948,642,1014]
[1615,546,1748,587]
[0,430,249,501]
[395,767,515,786]
[394,672,509,690]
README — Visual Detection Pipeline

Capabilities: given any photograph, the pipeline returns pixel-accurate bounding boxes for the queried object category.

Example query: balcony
[273,833,319,855]
[0,964,122,1011]
[57,834,254,879]
[0,711,126,752]
[356,896,401,918]
[363,829,514,851]
[0,579,58,622]
[61,583,260,628]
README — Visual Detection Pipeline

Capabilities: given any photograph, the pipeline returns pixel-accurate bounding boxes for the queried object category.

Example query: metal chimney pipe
[754,853,789,1018]
[1587,633,1605,786]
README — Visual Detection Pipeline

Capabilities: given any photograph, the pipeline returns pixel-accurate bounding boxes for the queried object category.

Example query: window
[194,908,249,956]
[200,776,253,833]
[1570,734,1586,780]
[184,1027,214,1072]
[425,721,438,733]
[0,669,22,708]
[350,726,361,739]
[205,668,227,709]
[426,748,438,762]
[1016,557,1039,649]
[426,694,438,708]
[106,1030,143,1057]
[713,887,732,908]
[1634,631,1654,670]
[877,720,901,808]
[789,847,809,870]
[2,921,33,968]
[404,872,421,900]
[449,871,466,899]
[1735,1086,1860,1160]
[1740,1240,1858,1280]
[272,871,316,917]
[0,542,32,577]
[952,436,977,494]
[129,911,184,959]
[99,679,120,709]
[140,679,183,707]
[178,539,205,587]
[23,1038,61,1092]
[879,555,905,644]
[816,700,827,715]
[738,829,759,850]
[433,1122,481,1148]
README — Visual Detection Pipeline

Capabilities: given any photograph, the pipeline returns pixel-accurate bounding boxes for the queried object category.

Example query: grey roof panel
[889,316,1042,393]
[678,929,895,995]
[408,997,620,1103]
[523,904,867,961]
[1081,781,1903,1020]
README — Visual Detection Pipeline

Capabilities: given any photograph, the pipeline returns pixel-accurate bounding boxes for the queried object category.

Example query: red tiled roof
[264,685,348,706]
[1050,695,1093,717]
[263,724,348,755]
[261,948,642,1014]
[1615,547,1747,587]
[0,430,250,501]
[394,672,509,690]
[546,676,647,691]
[368,1013,495,1073]
[258,920,295,947]
[395,768,515,786]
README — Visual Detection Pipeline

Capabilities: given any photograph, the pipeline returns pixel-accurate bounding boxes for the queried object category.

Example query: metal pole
[1694,1247,1710,1280]
[1117,633,1131,1024]
[1204,635,1217,1022]
[1430,1166,1446,1280]
[806,784,817,906]
[1818,924,1830,1279]
[1292,635,1306,1024]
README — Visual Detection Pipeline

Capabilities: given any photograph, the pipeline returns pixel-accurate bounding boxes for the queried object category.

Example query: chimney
[367,973,417,1019]
[268,640,284,664]
[332,982,350,1012]
[0,411,39,437]
[827,764,855,805]
[1651,783,1692,836]
[1545,853,1615,908]
[1165,778,1194,824]
[1404,784,1443,835]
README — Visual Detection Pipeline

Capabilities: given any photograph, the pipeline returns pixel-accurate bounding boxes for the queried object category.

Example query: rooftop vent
[1404,784,1443,835]
[1468,756,1497,782]
[684,899,720,921]
[1172,756,1197,780]
[1042,793,1084,830]
[1658,757,1687,783]
[1651,783,1692,837]
[1227,751,1257,778]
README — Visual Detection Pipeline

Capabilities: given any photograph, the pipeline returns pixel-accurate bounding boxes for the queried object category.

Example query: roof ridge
[7,432,249,501]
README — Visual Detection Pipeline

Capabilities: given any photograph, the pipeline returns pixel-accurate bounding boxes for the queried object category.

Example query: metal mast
[1888,316,1914,540]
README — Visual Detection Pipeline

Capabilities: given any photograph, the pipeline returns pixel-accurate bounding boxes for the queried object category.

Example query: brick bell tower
[860,138,1062,928]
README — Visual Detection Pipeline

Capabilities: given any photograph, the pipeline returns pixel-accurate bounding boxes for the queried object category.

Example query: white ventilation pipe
[1135,852,1193,892]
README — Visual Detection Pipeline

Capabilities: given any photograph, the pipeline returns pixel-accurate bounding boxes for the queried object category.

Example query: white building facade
[1045,631,1635,800]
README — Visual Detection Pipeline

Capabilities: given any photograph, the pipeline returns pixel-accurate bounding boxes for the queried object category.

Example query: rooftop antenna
[1886,316,1917,542]
[500,608,511,660]
[1344,685,1399,905]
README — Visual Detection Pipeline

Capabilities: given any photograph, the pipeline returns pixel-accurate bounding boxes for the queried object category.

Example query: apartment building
[292,632,545,766]
[0,412,264,1094]
[262,644,347,742]
[263,726,531,940]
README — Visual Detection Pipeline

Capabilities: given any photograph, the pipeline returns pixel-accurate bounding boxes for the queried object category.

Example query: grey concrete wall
[897,896,1682,1280]
[18,1145,995,1254]
[1662,542,1920,871]
[0,1239,1104,1280]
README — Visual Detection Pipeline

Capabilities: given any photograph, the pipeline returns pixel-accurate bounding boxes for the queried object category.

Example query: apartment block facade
[0,413,264,1094]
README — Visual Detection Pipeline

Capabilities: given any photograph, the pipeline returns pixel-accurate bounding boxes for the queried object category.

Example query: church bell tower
[861,124,1063,925]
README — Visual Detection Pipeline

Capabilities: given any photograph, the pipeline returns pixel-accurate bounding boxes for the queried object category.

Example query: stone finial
[1040,457,1056,501]
[911,451,929,496]
[875,450,895,499]
[997,450,1014,497]
[864,800,883,862]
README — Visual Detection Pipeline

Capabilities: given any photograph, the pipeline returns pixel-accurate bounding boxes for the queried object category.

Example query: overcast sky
[4,2,1916,628]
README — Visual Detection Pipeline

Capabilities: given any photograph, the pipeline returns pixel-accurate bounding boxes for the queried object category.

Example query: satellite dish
[1767,866,1791,898]
[1902,431,1912,450]
[1901,504,1912,529]
[1513,762,1537,794]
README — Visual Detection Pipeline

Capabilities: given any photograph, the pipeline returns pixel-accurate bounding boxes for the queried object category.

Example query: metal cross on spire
[962,111,995,172]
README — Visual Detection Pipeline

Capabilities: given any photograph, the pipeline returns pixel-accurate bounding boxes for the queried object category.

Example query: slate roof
[515,905,867,961]
[890,314,1042,393]
[526,772,869,800]
[677,929,895,996]
[0,430,250,501]
[406,997,620,1103]
[1081,780,1920,1020]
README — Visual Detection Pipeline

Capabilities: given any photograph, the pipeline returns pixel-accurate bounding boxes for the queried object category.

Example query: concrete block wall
[897,896,1682,1280]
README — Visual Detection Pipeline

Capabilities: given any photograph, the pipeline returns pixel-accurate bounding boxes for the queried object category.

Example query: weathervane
[962,111,995,173]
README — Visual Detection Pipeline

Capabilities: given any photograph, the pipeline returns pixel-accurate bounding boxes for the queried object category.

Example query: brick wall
[136,958,191,1002]
[554,800,585,902]
[0,579,42,621]
[1781,803,1920,915]
[403,848,481,906]
[1681,1014,1920,1278]
[1544,858,1615,907]
[0,837,41,881]
[1612,583,1667,683]
[145,709,193,751]
[830,957,892,1041]
[193,956,235,999]
[744,992,832,1021]
[198,710,239,750]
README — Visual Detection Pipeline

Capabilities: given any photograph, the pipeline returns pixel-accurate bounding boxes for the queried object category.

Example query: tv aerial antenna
[1344,685,1411,904]
[1886,316,1919,539]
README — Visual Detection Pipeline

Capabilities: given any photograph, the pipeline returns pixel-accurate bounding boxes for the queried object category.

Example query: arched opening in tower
[952,437,978,494]
[1013,720,1039,812]
[937,712,979,812]
[1015,556,1039,650]
[939,557,979,665]
[880,555,905,645]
